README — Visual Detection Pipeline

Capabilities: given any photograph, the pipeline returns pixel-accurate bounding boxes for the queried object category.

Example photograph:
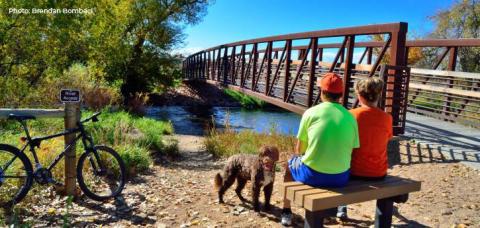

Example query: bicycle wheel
[0,144,33,207]
[77,145,126,201]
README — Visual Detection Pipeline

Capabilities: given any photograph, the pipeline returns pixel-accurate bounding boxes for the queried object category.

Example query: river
[146,106,301,136]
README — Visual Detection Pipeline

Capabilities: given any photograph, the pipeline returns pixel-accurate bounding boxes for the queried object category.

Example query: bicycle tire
[77,145,126,201]
[0,144,33,207]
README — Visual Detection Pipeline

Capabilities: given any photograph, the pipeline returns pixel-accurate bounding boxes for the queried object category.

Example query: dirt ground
[7,134,480,227]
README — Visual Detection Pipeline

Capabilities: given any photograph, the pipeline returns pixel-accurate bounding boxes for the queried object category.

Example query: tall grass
[0,109,176,179]
[204,114,296,162]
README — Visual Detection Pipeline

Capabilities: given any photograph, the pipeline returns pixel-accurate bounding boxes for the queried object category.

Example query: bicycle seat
[8,114,36,121]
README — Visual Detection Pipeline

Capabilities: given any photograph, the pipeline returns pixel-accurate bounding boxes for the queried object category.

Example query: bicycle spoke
[78,146,125,200]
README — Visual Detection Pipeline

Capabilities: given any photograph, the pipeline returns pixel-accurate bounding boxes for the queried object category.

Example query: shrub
[117,145,152,177]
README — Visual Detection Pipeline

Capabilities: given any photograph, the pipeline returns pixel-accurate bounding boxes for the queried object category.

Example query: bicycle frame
[3,120,98,174]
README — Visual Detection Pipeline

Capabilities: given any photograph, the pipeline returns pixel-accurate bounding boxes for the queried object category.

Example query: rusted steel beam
[358,47,368,64]
[284,40,292,102]
[252,43,259,90]
[230,46,236,84]
[286,39,313,102]
[265,41,273,95]
[329,37,348,72]
[444,47,458,118]
[207,51,211,79]
[240,45,246,87]
[253,44,269,91]
[223,47,229,83]
[219,23,406,47]
[388,22,408,135]
[433,47,450,70]
[307,38,318,107]
[268,42,288,96]
[318,48,323,61]
[368,35,392,77]
[342,35,355,107]
[367,47,373,64]
[216,48,222,81]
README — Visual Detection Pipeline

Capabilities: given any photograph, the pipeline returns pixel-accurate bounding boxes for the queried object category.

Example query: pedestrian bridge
[182,22,480,169]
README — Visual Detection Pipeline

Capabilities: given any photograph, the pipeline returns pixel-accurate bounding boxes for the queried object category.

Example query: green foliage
[429,0,480,72]
[0,0,210,105]
[223,89,267,109]
[117,145,152,176]
[0,63,121,109]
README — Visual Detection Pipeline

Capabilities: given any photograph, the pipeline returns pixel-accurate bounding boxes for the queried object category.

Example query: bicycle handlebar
[80,112,101,124]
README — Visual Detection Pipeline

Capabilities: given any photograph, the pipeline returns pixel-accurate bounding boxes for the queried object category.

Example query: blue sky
[180,0,454,54]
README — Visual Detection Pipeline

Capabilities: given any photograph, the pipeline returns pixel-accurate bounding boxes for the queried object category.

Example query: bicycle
[0,112,126,207]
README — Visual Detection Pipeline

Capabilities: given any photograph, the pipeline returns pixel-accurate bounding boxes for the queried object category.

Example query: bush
[117,145,152,177]
[0,63,121,109]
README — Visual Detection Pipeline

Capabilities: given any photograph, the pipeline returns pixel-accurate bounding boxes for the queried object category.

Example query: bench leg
[375,198,394,228]
[304,208,335,228]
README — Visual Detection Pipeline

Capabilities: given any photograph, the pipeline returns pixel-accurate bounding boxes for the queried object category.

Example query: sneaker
[281,212,292,226]
[336,205,348,220]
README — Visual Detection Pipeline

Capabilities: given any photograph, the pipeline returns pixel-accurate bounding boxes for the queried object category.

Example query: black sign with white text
[60,89,81,103]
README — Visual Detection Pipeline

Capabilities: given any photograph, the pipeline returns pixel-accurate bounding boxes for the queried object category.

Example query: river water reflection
[146,106,301,136]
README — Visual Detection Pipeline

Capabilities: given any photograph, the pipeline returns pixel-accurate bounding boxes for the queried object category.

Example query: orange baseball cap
[317,73,344,94]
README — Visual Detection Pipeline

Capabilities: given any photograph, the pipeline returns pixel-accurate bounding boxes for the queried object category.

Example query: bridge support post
[307,38,318,107]
[284,40,292,102]
[387,22,408,134]
[443,46,457,120]
[342,35,355,107]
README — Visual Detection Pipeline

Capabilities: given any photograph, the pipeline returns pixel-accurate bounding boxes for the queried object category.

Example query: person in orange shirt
[337,77,393,219]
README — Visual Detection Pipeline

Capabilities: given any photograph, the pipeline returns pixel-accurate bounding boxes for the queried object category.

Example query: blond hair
[354,78,384,103]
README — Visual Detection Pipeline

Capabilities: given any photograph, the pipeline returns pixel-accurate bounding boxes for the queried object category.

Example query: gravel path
[7,135,480,227]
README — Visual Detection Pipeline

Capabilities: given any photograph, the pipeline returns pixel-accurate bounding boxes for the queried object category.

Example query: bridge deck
[405,113,480,170]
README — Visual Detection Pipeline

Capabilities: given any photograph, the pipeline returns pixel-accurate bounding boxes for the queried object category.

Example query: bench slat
[287,177,400,207]
[286,185,316,201]
[280,182,304,198]
[294,189,329,206]
[304,179,420,211]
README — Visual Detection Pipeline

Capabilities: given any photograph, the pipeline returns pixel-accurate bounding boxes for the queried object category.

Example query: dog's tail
[213,173,223,190]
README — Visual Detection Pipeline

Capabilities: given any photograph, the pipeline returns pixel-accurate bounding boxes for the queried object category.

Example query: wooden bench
[281,175,421,228]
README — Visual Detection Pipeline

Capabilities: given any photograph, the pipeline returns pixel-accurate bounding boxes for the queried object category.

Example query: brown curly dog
[213,146,280,212]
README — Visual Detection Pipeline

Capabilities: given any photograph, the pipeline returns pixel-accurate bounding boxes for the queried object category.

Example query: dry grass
[204,114,296,163]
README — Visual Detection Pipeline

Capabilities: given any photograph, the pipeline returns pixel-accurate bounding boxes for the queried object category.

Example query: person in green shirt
[281,73,360,226]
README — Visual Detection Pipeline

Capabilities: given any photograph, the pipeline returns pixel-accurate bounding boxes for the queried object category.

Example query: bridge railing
[408,68,480,128]
[184,22,410,134]
[279,39,480,127]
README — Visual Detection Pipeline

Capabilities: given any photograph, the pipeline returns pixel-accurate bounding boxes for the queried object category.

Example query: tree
[0,0,210,106]
[370,34,423,66]
[429,0,480,72]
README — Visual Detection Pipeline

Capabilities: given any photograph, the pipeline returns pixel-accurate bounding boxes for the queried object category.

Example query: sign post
[61,89,81,196]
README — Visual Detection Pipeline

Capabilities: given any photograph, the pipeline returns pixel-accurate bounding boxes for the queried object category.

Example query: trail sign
[60,89,81,103]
